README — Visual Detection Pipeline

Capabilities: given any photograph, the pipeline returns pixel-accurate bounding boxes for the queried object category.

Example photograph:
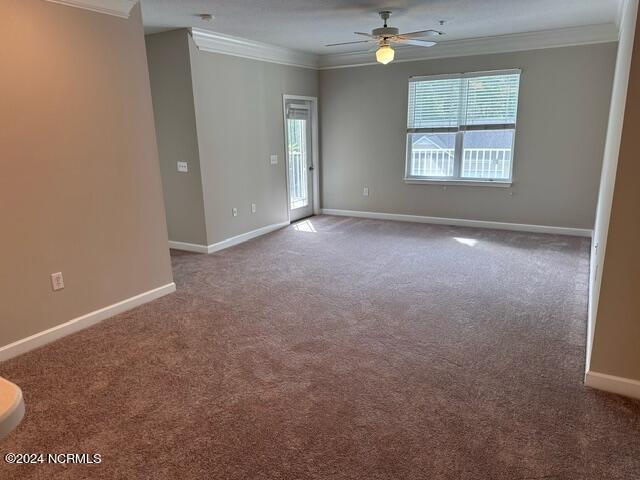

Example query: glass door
[285,99,314,221]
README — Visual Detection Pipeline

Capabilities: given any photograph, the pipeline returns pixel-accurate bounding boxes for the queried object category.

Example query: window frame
[404,69,521,186]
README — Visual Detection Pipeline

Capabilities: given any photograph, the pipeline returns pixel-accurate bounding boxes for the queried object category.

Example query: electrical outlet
[270,154,278,165]
[251,203,257,214]
[177,161,188,173]
[363,187,369,197]
[232,208,238,217]
[51,272,64,291]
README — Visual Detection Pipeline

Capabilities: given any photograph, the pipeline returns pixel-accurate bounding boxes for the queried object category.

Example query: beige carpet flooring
[1,215,639,479]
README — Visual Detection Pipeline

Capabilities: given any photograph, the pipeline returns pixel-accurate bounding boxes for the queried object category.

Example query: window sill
[404,178,512,188]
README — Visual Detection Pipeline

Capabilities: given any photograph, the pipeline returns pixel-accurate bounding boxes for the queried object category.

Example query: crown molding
[190,28,319,69]
[189,23,618,71]
[44,0,137,18]
[318,23,620,69]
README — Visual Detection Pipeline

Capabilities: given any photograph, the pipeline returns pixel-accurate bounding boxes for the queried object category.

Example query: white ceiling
[140,0,622,55]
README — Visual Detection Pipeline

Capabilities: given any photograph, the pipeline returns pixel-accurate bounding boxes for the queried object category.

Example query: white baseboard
[585,371,640,400]
[0,283,176,362]
[321,209,593,237]
[169,221,290,254]
[207,221,290,253]
[168,240,209,254]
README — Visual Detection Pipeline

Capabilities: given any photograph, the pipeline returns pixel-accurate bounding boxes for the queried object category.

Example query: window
[405,69,521,184]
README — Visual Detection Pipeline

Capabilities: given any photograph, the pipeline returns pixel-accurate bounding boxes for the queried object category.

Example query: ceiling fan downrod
[379,10,391,27]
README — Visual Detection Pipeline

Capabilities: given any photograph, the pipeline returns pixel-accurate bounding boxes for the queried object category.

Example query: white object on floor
[0,377,24,440]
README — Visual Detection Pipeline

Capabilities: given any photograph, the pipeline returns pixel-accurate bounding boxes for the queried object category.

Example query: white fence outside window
[410,148,512,180]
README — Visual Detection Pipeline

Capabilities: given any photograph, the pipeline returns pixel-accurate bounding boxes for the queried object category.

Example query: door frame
[282,94,320,222]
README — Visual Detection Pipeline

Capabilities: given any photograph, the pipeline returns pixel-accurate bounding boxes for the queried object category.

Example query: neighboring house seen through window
[405,69,521,184]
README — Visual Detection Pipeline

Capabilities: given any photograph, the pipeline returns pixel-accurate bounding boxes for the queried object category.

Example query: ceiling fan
[326,11,444,65]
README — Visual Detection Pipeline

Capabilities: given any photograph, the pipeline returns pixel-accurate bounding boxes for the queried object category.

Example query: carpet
[1,215,639,479]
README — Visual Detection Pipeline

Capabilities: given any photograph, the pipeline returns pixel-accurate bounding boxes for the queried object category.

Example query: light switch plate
[270,154,278,165]
[51,272,64,291]
[232,208,238,217]
[251,203,257,213]
[177,161,188,173]
[363,187,369,196]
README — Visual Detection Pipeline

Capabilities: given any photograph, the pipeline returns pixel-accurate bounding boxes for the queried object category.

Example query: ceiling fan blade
[325,39,375,47]
[398,39,437,47]
[398,29,443,39]
[354,31,376,38]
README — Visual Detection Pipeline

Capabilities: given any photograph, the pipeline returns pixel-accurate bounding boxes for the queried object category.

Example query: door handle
[309,165,315,171]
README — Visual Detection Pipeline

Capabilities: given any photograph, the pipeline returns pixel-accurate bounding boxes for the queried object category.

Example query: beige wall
[319,44,617,229]
[147,30,319,246]
[146,30,208,246]
[188,40,319,243]
[590,0,640,381]
[588,0,638,369]
[0,1,173,346]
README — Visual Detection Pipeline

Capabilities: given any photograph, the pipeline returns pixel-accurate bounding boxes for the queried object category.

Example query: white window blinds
[405,69,521,183]
[407,77,462,129]
[408,70,521,131]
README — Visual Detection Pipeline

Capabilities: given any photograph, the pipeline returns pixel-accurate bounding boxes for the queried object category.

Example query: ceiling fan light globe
[376,45,395,64]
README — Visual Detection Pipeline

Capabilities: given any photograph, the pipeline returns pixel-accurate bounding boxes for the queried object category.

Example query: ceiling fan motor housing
[372,26,399,38]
